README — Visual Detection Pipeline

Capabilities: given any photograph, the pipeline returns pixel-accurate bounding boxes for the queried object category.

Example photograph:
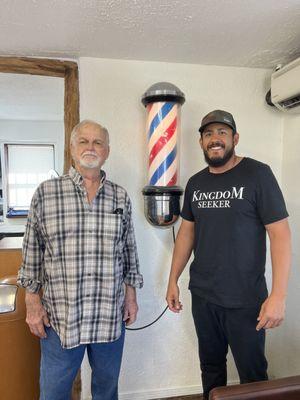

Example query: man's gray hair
[70,120,110,145]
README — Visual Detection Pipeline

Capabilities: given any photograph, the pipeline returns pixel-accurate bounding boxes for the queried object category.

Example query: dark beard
[203,143,235,168]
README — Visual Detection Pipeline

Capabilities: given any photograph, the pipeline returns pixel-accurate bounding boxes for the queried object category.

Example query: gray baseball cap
[199,110,236,133]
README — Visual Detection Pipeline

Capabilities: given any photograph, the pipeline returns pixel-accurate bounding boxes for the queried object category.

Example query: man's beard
[203,141,235,168]
[79,153,102,169]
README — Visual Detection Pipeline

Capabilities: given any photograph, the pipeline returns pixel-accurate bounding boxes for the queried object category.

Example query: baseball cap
[199,110,236,133]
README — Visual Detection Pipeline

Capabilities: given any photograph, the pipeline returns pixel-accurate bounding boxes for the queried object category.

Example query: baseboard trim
[119,384,203,400]
[83,380,240,400]
[83,385,202,400]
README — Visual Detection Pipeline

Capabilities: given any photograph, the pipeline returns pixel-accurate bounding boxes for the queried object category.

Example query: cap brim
[199,121,235,133]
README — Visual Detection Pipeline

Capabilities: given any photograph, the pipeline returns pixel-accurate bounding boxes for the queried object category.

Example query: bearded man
[166,110,291,400]
[18,120,143,400]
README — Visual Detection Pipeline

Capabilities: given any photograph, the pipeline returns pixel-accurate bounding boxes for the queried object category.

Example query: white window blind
[7,144,55,210]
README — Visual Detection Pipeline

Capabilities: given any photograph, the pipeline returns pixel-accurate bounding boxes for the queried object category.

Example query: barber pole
[142,82,185,228]
[147,101,179,187]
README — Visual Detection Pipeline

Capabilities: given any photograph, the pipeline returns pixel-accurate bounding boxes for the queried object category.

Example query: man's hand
[256,295,286,331]
[123,285,138,326]
[25,292,50,338]
[166,282,183,313]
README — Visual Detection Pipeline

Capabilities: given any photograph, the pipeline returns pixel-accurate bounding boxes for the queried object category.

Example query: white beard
[79,156,102,169]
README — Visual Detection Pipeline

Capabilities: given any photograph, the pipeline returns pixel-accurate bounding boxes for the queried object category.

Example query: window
[4,144,55,216]
[0,153,3,222]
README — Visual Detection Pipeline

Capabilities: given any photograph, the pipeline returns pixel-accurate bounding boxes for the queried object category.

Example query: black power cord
[126,305,169,331]
[126,225,176,331]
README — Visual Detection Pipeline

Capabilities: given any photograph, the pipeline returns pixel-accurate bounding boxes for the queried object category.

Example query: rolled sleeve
[122,195,143,289]
[17,190,45,293]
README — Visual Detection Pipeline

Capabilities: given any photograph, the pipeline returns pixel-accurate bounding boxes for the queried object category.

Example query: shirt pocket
[100,213,123,246]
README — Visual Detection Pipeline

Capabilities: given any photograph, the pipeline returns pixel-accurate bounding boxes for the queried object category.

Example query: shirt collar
[69,166,106,189]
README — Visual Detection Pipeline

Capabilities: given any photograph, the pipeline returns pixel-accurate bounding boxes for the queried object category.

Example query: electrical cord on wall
[125,305,169,331]
[126,225,176,331]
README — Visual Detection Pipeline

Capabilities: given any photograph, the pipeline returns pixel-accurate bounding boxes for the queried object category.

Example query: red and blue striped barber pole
[147,101,179,187]
[142,82,185,228]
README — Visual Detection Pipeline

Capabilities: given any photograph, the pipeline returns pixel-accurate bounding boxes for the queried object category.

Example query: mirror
[0,57,79,232]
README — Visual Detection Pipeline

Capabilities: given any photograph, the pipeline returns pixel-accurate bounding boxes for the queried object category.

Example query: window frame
[1,140,58,219]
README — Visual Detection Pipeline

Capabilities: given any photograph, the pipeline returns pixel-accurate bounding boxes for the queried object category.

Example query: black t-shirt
[181,157,288,308]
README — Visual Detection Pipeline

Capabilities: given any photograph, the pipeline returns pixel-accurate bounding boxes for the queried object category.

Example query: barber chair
[209,375,300,400]
[0,276,40,400]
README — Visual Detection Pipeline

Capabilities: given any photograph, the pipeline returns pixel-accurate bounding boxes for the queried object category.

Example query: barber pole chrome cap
[141,82,185,106]
[142,186,183,228]
[141,82,185,228]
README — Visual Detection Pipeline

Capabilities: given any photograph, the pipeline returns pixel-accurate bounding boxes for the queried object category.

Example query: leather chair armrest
[209,375,300,400]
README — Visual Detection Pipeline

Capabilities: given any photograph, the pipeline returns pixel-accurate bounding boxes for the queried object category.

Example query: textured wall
[279,115,300,377]
[78,57,286,399]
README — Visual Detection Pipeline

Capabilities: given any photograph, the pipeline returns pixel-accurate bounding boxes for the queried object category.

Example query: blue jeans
[40,325,125,400]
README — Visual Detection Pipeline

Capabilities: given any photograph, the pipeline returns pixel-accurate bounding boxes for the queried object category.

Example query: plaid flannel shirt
[18,167,143,349]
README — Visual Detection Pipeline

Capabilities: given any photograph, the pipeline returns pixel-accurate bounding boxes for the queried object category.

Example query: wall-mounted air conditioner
[271,57,300,113]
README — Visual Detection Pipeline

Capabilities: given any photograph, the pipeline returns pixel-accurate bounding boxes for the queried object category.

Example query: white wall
[279,115,300,376]
[0,119,64,231]
[78,57,286,399]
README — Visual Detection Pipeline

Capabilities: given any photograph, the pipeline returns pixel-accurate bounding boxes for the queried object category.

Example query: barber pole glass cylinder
[142,82,185,228]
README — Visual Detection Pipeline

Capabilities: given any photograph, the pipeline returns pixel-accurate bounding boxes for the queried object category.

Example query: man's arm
[166,219,195,313]
[256,217,291,331]
[121,194,143,325]
[122,195,143,289]
[17,188,49,338]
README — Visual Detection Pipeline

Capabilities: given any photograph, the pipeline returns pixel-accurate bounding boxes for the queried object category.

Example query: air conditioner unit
[271,57,300,113]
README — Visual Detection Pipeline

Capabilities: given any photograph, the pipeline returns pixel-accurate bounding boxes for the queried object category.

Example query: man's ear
[70,142,73,157]
[103,145,110,163]
[233,132,239,146]
[69,143,75,166]
[199,136,203,149]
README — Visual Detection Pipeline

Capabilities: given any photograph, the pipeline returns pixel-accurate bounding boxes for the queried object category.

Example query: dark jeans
[40,325,125,400]
[191,293,268,400]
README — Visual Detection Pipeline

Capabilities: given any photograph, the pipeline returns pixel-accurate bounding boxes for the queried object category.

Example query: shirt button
[89,229,93,233]
[86,294,90,297]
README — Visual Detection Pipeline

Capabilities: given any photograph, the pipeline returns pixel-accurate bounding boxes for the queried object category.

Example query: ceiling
[1,0,300,69]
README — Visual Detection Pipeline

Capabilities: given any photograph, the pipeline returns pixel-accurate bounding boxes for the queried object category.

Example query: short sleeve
[256,165,288,225]
[181,179,195,221]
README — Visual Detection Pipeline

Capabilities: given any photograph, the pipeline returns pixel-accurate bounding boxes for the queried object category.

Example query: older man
[18,120,143,400]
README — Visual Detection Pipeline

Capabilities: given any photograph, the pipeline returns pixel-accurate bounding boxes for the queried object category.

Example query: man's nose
[86,142,95,150]
[210,132,220,141]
